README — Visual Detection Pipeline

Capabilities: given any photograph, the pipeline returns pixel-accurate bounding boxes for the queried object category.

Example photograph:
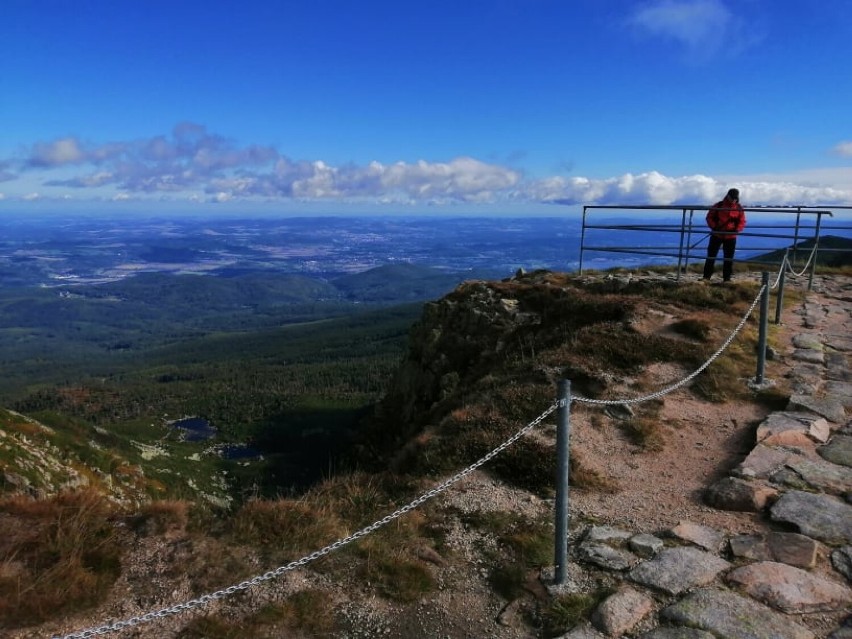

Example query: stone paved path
[555,273,852,639]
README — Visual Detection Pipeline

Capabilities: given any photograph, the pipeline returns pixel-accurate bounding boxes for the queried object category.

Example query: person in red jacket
[703,188,746,282]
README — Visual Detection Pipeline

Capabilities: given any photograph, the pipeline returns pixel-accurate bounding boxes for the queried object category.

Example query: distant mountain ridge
[755,234,852,267]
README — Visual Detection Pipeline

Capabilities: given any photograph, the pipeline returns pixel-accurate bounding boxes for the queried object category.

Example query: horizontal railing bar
[581,205,833,215]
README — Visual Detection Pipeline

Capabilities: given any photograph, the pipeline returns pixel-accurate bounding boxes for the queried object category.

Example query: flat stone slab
[669,521,726,552]
[629,533,664,558]
[771,491,852,545]
[705,477,777,512]
[726,561,852,613]
[661,588,814,639]
[826,336,852,352]
[584,525,633,544]
[793,334,824,350]
[782,456,852,495]
[756,412,830,445]
[591,586,654,637]
[793,349,825,364]
[730,532,818,568]
[825,381,852,407]
[826,352,852,382]
[628,547,730,595]
[639,630,716,639]
[788,394,848,424]
[578,541,639,571]
[820,434,852,467]
[832,546,852,583]
[735,443,805,479]
[557,623,606,638]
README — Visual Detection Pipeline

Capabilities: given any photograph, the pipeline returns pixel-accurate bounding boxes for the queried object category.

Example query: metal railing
[578,205,852,288]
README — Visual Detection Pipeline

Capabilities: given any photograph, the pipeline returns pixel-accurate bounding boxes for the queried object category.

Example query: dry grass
[541,588,613,637]
[0,489,124,628]
[130,499,191,536]
[230,497,349,559]
[670,317,712,341]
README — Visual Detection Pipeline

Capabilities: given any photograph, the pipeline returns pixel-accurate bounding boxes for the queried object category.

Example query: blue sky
[2,0,851,215]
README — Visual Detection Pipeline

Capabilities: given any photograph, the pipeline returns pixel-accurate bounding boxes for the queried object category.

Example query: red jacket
[706,197,746,240]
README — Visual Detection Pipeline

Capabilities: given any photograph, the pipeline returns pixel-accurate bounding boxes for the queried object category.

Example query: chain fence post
[756,272,769,384]
[554,379,571,585]
[775,250,788,325]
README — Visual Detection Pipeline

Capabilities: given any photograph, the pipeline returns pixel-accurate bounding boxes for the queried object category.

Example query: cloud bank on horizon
[1,0,850,211]
[4,123,849,208]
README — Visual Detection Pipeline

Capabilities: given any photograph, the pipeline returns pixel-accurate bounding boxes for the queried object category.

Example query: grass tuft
[0,489,123,628]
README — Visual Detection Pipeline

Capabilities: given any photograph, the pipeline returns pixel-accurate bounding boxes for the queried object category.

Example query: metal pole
[792,208,802,267]
[676,208,687,282]
[808,213,824,291]
[756,272,769,384]
[775,250,788,325]
[579,208,588,274]
[554,379,571,585]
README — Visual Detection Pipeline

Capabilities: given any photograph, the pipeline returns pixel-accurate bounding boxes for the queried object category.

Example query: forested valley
[0,269,431,501]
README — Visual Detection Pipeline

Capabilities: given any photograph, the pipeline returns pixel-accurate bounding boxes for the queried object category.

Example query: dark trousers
[703,235,737,281]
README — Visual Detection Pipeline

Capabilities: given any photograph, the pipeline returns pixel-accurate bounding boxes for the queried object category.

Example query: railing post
[808,213,824,291]
[554,379,571,585]
[579,208,588,274]
[775,250,788,325]
[676,208,687,282]
[756,272,770,384]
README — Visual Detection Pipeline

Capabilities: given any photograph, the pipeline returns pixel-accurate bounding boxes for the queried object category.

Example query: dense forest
[0,266,445,500]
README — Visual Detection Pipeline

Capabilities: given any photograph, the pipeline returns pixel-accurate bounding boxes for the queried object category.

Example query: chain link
[55,277,771,639]
[771,256,787,290]
[573,283,766,406]
[784,242,820,279]
[54,402,559,639]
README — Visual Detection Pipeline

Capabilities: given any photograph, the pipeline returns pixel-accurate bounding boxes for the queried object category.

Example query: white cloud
[626,0,753,60]
[22,192,41,201]
[529,170,852,206]
[630,0,730,41]
[833,141,852,157]
[4,124,851,208]
[29,137,86,166]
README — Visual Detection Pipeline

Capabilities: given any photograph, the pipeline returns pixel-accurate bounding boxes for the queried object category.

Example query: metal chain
[55,277,769,638]
[784,242,820,279]
[573,283,766,407]
[54,402,559,639]
[771,256,787,290]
